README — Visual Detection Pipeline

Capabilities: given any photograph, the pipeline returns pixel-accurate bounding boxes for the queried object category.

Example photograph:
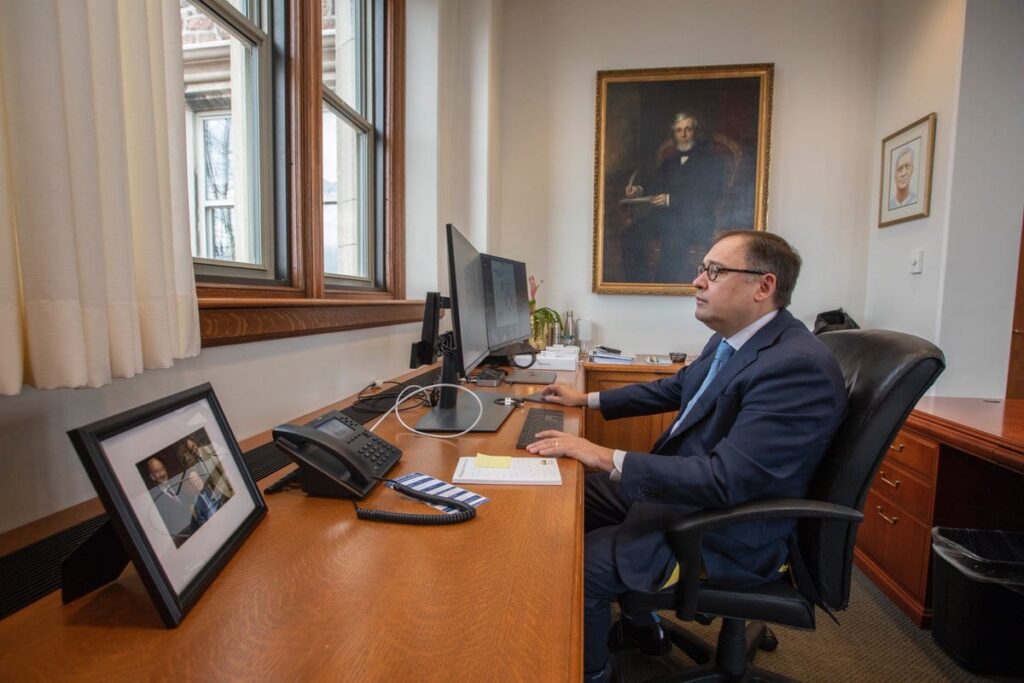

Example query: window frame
[195,0,415,347]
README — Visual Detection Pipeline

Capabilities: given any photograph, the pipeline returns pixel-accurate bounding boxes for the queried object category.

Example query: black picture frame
[67,383,266,627]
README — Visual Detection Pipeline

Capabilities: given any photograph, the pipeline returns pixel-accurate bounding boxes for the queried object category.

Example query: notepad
[452,457,562,485]
[476,453,512,469]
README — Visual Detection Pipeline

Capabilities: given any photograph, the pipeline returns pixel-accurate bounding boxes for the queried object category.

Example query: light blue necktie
[668,339,735,438]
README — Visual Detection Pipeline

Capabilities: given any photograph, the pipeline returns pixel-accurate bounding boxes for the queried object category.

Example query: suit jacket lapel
[656,310,796,450]
[650,337,718,453]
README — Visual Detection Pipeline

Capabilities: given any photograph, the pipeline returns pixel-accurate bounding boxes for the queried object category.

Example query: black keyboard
[515,408,564,449]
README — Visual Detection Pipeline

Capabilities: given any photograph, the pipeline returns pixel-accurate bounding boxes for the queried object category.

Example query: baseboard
[854,549,929,628]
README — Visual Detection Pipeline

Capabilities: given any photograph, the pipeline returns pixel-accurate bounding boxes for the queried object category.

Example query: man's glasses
[696,263,768,281]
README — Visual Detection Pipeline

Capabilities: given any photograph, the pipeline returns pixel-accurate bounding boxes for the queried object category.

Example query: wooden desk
[854,397,1024,626]
[582,359,685,452]
[0,369,585,681]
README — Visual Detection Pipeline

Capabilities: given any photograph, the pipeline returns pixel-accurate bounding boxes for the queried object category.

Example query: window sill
[199,297,424,347]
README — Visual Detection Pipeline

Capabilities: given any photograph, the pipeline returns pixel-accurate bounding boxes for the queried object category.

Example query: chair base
[652,617,795,683]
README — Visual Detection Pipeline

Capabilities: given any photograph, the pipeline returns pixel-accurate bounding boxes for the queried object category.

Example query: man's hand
[539,384,587,407]
[650,193,670,207]
[526,430,615,471]
[625,183,643,198]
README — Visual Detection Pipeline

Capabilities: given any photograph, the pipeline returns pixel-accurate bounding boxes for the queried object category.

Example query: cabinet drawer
[857,489,931,602]
[886,429,938,482]
[872,458,934,524]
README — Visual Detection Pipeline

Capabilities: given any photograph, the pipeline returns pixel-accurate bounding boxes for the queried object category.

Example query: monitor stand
[415,393,513,433]
[414,352,514,433]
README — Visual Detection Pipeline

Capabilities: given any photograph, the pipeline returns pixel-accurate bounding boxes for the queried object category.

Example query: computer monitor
[481,254,530,350]
[446,223,490,378]
[409,292,443,368]
[411,225,514,433]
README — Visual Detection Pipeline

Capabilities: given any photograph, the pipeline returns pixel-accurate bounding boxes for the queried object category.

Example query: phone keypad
[357,442,398,473]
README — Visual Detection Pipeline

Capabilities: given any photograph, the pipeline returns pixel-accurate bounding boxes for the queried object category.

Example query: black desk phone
[272,411,475,525]
[273,411,401,499]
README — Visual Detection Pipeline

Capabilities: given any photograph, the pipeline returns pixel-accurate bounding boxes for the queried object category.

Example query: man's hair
[713,230,802,308]
[896,147,914,164]
[670,111,704,142]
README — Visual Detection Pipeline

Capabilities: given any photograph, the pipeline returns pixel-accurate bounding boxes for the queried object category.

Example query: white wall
[863,0,1024,398]
[498,0,879,357]
[862,0,965,344]
[934,0,1024,397]
[405,0,442,296]
[0,325,424,533]
[436,0,503,255]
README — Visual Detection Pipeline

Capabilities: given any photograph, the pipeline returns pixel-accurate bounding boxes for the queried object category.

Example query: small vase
[528,300,546,350]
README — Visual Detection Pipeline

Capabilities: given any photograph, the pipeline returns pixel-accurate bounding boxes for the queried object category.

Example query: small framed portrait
[67,383,265,627]
[592,63,774,295]
[879,113,936,228]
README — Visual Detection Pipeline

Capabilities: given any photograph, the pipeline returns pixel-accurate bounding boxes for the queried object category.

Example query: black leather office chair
[619,329,945,682]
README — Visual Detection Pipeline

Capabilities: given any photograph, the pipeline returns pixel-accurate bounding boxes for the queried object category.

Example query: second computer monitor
[481,254,530,350]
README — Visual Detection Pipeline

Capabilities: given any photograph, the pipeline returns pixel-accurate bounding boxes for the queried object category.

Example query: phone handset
[272,411,400,500]
[273,423,375,485]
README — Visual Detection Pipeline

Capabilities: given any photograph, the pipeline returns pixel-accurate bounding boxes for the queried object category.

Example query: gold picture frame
[592,64,773,296]
[878,113,936,228]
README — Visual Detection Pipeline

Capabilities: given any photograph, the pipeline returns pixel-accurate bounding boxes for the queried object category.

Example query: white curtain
[0,0,200,395]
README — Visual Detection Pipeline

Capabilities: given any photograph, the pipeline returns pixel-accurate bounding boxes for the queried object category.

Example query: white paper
[452,457,563,486]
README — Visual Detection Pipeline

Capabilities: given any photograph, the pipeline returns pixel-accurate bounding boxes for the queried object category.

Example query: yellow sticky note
[476,453,512,469]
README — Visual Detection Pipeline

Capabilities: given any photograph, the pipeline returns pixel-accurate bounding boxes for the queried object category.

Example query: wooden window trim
[197,0,419,348]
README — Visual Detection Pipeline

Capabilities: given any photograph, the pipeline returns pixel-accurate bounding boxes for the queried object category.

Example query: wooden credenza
[582,359,684,452]
[854,398,1024,627]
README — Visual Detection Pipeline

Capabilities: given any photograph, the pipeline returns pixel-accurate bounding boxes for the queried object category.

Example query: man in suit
[529,230,848,680]
[623,112,727,283]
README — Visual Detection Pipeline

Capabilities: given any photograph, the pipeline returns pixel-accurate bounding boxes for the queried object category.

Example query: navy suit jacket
[599,309,848,592]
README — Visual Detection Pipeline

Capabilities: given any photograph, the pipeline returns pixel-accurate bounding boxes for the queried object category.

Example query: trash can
[930,527,1024,676]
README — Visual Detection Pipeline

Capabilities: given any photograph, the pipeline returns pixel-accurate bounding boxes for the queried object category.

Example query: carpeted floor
[615,567,1016,682]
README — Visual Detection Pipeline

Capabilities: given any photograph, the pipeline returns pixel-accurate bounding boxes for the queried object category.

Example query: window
[184,0,416,346]
[181,0,273,278]
[322,0,372,284]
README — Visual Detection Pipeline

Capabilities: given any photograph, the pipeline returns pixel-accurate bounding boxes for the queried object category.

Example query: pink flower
[528,275,542,301]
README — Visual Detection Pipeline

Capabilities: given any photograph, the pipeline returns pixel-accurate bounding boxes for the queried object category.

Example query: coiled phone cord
[352,479,477,525]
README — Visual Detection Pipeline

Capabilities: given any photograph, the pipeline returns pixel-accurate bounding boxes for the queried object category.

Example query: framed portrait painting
[592,63,773,295]
[878,113,936,227]
[67,383,266,627]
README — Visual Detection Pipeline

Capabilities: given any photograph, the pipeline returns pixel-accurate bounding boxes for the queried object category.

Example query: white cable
[367,382,484,439]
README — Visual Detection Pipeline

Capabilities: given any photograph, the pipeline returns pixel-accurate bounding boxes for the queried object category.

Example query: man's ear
[753,273,776,303]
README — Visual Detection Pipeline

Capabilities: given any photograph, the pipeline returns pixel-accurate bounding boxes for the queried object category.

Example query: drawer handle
[876,506,899,525]
[879,471,901,488]
[889,442,905,453]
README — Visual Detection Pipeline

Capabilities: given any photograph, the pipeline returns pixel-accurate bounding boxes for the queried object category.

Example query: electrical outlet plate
[910,249,924,274]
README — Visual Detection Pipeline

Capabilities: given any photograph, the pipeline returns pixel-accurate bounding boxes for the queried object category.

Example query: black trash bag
[813,308,860,335]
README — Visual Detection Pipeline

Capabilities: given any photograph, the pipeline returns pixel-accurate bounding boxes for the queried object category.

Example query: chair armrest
[669,499,863,536]
[666,499,863,620]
